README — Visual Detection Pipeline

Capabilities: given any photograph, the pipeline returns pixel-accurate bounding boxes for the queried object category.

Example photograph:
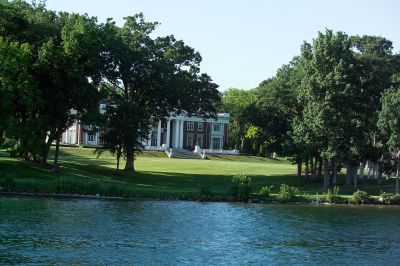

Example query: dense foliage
[0,1,220,172]
[221,29,400,192]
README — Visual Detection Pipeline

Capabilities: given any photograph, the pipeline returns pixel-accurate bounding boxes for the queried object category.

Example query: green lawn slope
[0,147,397,200]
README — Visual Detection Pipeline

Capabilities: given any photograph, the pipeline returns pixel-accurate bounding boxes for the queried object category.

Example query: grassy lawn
[0,146,398,200]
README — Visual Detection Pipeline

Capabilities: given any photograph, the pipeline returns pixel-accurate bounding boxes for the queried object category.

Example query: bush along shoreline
[2,174,400,206]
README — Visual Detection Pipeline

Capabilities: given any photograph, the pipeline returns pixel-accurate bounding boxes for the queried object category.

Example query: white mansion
[61,112,239,156]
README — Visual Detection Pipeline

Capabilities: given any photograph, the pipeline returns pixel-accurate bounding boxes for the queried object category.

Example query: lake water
[1,196,399,265]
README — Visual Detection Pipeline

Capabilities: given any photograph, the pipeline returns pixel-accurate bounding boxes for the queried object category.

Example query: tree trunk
[116,147,122,171]
[53,138,60,166]
[297,157,302,180]
[372,162,377,179]
[396,157,400,194]
[318,157,323,181]
[305,158,309,182]
[24,152,33,161]
[323,158,329,192]
[367,160,372,179]
[353,165,358,190]
[346,164,353,185]
[332,160,337,185]
[377,168,382,185]
[310,157,315,177]
[41,135,54,163]
[124,148,135,172]
[240,136,245,152]
[359,161,364,179]
[375,163,380,180]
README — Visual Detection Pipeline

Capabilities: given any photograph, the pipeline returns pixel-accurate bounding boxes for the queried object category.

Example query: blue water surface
[0,196,399,265]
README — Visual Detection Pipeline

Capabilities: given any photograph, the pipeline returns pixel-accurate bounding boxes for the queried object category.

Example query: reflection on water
[1,196,400,265]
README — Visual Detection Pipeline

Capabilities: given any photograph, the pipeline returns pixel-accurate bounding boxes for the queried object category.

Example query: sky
[44,0,400,91]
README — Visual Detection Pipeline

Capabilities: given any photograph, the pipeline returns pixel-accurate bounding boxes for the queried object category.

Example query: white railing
[165,148,173,158]
[143,145,240,158]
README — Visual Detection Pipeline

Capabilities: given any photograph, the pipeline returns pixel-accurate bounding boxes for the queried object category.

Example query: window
[212,137,221,150]
[187,134,194,149]
[151,132,157,146]
[213,123,221,132]
[87,133,95,142]
[187,122,194,131]
[197,122,203,131]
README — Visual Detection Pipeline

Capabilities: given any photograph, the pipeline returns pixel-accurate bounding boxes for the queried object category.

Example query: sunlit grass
[0,146,397,198]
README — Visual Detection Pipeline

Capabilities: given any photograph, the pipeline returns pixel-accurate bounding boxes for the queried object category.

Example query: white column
[174,120,180,148]
[77,123,80,146]
[166,119,171,148]
[148,127,152,146]
[221,124,224,150]
[65,129,68,144]
[71,124,75,144]
[179,120,184,148]
[73,122,77,144]
[156,120,162,147]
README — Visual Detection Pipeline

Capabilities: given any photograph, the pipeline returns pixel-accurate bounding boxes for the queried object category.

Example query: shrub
[379,191,394,204]
[228,174,252,201]
[392,194,400,205]
[277,184,299,202]
[353,189,369,204]
[325,186,340,203]
[259,185,273,199]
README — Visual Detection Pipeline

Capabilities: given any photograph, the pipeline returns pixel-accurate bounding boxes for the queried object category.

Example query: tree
[0,37,40,159]
[298,29,358,192]
[378,88,400,193]
[252,60,300,156]
[0,1,103,164]
[219,88,255,151]
[100,14,220,172]
[37,13,104,165]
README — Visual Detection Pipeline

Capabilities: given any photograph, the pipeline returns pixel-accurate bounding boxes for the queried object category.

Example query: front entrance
[187,134,194,150]
[212,137,222,150]
[196,135,203,148]
[151,131,157,146]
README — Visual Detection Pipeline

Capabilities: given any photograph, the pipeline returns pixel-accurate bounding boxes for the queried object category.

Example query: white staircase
[168,148,202,159]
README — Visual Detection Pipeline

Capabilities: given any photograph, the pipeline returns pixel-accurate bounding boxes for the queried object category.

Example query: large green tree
[252,60,300,156]
[350,35,398,184]
[219,88,255,151]
[298,29,359,191]
[378,88,400,193]
[0,1,103,163]
[100,14,220,172]
[0,37,40,159]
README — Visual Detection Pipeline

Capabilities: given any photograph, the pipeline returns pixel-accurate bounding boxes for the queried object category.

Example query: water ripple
[1,197,400,265]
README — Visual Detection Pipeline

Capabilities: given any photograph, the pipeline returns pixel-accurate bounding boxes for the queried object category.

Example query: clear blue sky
[45,0,400,91]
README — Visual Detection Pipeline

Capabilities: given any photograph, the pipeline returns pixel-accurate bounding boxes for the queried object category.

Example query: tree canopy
[221,29,400,192]
[0,1,220,172]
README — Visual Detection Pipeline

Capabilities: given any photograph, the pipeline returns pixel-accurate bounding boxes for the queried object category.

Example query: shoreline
[1,191,399,207]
